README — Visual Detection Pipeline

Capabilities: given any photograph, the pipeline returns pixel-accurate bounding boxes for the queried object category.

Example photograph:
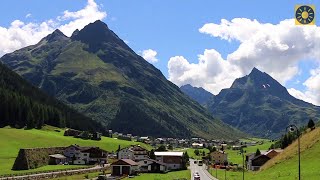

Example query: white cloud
[0,0,106,57]
[289,67,320,105]
[142,49,159,63]
[58,0,106,36]
[168,18,320,103]
[25,13,32,18]
[168,49,242,94]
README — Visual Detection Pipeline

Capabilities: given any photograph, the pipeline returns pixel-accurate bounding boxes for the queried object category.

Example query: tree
[194,149,200,156]
[156,145,167,151]
[202,151,206,156]
[269,144,275,150]
[181,152,189,170]
[255,148,261,156]
[211,146,217,152]
[168,144,173,150]
[308,119,315,130]
[149,149,156,160]
[26,109,35,129]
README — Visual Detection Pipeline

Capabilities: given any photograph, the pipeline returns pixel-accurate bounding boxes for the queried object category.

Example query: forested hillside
[0,62,103,131]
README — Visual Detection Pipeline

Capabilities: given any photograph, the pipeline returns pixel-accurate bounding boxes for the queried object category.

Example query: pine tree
[26,109,35,129]
[308,119,315,130]
[255,148,261,156]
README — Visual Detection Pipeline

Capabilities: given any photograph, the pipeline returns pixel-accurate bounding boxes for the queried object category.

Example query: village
[9,128,284,179]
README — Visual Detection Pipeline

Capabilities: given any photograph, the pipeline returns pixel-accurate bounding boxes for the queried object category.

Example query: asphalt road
[190,159,218,180]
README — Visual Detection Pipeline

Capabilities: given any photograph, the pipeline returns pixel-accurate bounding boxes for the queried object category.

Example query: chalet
[245,153,256,170]
[210,151,228,164]
[118,145,149,161]
[264,149,283,159]
[137,158,167,173]
[155,151,183,170]
[111,159,139,176]
[250,154,271,171]
[49,154,67,165]
[63,145,108,165]
[246,149,283,171]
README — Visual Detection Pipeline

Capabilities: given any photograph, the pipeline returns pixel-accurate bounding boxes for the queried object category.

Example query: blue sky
[0,0,319,105]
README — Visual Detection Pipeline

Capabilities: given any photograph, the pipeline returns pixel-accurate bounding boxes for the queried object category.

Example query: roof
[154,151,183,156]
[138,158,167,166]
[211,150,227,155]
[66,144,95,151]
[111,159,138,166]
[49,154,66,159]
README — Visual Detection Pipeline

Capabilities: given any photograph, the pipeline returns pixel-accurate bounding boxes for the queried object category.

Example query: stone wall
[0,166,109,180]
[12,147,65,170]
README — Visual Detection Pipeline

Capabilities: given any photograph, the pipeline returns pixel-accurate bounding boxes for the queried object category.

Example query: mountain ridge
[180,68,320,138]
[0,20,245,139]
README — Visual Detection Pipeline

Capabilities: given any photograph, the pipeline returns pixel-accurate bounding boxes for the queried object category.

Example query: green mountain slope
[180,84,214,106]
[207,68,320,138]
[0,20,244,139]
[180,68,320,138]
[257,128,320,179]
[0,62,103,131]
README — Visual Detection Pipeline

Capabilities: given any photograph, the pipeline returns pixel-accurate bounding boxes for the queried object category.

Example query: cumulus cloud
[168,18,320,104]
[142,49,159,63]
[0,0,106,57]
[289,67,320,105]
[58,0,106,36]
[168,49,242,94]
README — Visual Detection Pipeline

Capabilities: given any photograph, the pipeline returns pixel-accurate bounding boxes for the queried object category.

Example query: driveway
[190,159,218,180]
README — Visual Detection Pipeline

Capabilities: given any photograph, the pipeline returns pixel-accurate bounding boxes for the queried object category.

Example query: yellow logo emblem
[295,5,315,25]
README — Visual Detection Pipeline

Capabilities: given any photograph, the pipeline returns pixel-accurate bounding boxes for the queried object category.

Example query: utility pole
[287,124,301,180]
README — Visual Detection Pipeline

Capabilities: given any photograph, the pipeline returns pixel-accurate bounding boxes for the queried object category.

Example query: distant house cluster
[111,145,185,176]
[64,129,102,140]
[49,144,108,165]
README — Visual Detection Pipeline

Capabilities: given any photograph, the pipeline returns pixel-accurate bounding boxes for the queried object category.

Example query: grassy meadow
[123,170,190,180]
[210,128,320,179]
[0,126,150,176]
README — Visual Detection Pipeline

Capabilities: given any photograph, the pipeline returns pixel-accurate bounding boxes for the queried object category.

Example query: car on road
[194,160,197,164]
[198,160,203,166]
[193,174,200,180]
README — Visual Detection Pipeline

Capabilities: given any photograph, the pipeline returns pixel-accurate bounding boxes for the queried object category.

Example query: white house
[118,145,148,161]
[137,158,167,173]
[63,145,107,165]
[155,151,183,170]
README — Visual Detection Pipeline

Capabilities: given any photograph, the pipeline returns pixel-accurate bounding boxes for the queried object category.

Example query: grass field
[51,172,101,180]
[185,148,209,160]
[0,126,150,176]
[123,170,190,180]
[210,128,320,179]
[226,139,273,165]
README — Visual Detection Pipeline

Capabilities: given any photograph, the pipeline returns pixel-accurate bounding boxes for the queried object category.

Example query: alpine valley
[0,20,244,139]
[181,68,320,138]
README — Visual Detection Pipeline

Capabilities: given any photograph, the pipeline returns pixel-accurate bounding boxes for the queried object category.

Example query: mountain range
[181,68,320,138]
[0,20,244,139]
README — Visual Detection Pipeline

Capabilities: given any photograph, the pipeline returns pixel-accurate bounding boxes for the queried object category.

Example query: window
[144,161,147,164]
[84,154,87,156]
